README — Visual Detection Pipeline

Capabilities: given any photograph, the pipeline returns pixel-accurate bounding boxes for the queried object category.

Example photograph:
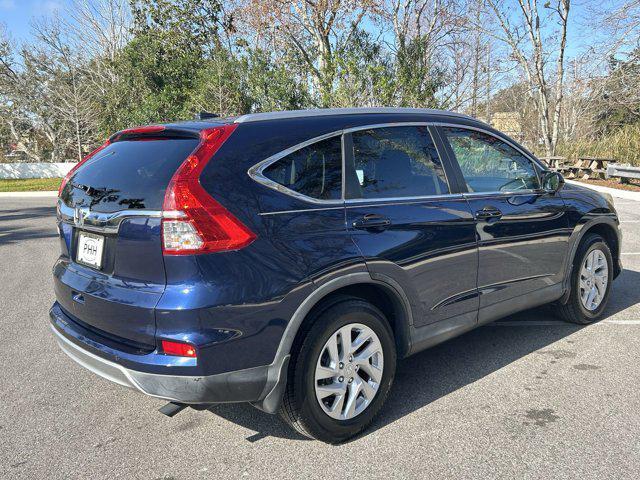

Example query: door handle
[353,214,391,231]
[72,291,85,304]
[475,207,503,221]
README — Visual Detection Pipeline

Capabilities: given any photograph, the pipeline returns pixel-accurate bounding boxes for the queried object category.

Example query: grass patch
[574,177,640,192]
[557,124,640,166]
[0,177,62,192]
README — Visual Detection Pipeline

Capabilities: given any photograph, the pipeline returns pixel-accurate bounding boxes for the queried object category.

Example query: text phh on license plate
[77,232,105,269]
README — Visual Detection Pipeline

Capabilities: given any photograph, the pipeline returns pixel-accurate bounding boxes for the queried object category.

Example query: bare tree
[384,0,469,107]
[484,36,493,122]
[60,0,131,103]
[469,0,483,116]
[387,0,445,52]
[1,27,61,161]
[605,0,640,44]
[65,0,131,63]
[32,18,99,161]
[238,0,375,105]
[0,13,111,162]
[485,0,571,156]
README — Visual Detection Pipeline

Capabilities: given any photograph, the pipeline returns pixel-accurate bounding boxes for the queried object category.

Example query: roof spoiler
[109,126,200,142]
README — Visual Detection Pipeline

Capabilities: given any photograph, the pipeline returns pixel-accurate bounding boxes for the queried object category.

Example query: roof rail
[234,107,475,124]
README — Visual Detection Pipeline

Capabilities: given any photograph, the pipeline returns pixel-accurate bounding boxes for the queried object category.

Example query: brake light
[112,125,166,141]
[161,340,197,358]
[121,125,165,135]
[161,124,256,255]
[58,140,110,196]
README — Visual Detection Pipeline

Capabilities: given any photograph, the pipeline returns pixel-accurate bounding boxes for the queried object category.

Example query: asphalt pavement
[1,194,639,479]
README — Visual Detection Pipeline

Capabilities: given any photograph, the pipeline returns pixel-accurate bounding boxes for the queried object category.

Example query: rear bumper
[50,306,289,409]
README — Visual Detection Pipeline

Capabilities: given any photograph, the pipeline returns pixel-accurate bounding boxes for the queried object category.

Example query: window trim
[342,123,454,201]
[248,122,461,205]
[435,122,545,195]
[247,121,548,207]
[247,130,346,205]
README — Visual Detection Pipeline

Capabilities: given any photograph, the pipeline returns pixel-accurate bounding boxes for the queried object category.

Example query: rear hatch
[55,128,203,351]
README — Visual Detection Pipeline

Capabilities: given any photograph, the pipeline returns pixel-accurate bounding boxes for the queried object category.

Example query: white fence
[0,162,78,179]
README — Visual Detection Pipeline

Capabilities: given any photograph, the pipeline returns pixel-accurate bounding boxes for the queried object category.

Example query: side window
[442,127,540,193]
[348,126,449,199]
[262,136,342,200]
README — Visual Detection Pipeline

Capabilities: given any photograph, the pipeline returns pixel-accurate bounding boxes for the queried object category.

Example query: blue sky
[0,0,67,40]
[0,0,624,60]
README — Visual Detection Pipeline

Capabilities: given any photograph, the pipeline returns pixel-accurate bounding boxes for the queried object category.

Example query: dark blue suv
[51,108,622,442]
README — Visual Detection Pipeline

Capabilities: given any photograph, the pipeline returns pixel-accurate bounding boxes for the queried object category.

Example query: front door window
[442,127,540,193]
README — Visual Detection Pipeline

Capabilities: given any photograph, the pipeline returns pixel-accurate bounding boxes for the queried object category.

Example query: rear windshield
[61,137,199,213]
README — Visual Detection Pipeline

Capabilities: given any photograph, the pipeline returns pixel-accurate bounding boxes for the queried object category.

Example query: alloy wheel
[314,323,384,421]
[579,248,609,311]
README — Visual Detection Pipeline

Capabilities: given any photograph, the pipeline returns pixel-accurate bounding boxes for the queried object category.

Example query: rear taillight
[161,124,256,255]
[58,140,111,196]
[161,340,197,358]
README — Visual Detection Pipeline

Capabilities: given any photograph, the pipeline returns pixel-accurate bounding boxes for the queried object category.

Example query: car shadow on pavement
[601,267,640,317]
[364,311,582,439]
[362,267,640,442]
[206,306,586,443]
[206,266,640,444]
[0,206,57,245]
[206,403,311,442]
[0,205,56,222]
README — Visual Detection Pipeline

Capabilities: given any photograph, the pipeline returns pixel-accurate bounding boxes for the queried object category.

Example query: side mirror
[542,171,565,193]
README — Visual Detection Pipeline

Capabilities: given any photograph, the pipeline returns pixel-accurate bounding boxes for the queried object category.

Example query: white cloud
[29,0,63,16]
[40,1,62,15]
[0,0,16,11]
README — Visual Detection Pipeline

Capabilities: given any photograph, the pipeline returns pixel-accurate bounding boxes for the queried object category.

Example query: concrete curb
[566,180,640,202]
[0,191,58,198]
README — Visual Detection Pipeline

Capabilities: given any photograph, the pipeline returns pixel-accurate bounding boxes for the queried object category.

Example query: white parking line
[621,253,640,255]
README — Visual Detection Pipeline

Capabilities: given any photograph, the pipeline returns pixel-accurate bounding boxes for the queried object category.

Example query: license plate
[77,232,105,269]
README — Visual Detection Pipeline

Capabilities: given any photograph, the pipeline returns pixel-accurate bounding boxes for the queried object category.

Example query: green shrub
[557,124,640,166]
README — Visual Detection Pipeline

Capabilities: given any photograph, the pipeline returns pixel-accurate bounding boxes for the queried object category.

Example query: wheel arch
[561,216,622,303]
[254,273,413,414]
[583,223,621,277]
[276,273,414,364]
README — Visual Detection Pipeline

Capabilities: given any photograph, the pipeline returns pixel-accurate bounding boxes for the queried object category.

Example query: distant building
[478,111,523,142]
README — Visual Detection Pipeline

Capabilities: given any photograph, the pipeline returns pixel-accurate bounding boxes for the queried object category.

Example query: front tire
[558,233,613,324]
[279,297,396,443]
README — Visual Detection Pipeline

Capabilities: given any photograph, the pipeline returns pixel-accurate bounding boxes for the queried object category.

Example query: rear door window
[262,136,342,200]
[442,127,540,192]
[347,126,449,199]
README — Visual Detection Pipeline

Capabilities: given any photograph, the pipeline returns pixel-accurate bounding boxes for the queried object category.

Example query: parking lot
[1,193,639,479]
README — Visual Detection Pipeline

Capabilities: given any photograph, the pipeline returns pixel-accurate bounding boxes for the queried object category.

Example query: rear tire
[557,233,613,324]
[279,297,396,443]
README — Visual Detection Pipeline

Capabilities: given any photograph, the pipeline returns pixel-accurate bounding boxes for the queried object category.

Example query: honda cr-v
[50,108,622,442]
